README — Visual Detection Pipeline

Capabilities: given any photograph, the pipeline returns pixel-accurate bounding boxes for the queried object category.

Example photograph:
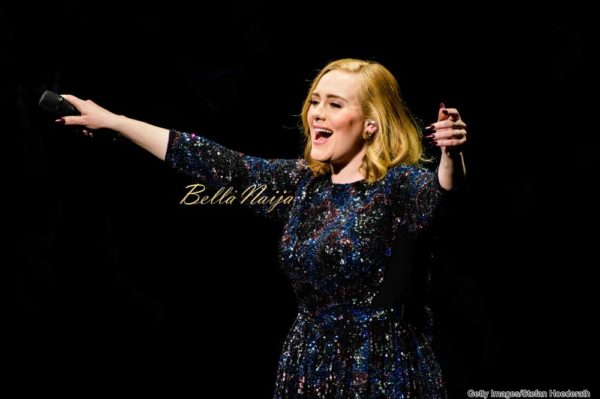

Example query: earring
[362,131,373,140]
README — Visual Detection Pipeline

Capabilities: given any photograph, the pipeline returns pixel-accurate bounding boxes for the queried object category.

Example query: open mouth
[314,128,333,144]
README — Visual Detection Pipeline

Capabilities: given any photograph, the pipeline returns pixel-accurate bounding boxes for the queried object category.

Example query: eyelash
[310,100,342,109]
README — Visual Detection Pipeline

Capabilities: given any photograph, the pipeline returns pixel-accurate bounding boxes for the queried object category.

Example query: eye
[330,103,342,109]
[309,100,319,106]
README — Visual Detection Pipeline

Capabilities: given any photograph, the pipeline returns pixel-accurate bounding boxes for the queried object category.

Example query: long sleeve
[391,165,448,236]
[165,129,309,222]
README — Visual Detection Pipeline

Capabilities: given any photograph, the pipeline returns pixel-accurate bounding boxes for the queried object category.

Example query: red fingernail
[439,102,446,109]
[55,118,65,124]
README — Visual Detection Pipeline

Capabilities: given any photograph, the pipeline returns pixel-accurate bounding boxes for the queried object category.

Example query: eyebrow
[312,92,348,102]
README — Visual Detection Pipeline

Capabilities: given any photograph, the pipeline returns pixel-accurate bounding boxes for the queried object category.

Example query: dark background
[5,1,595,397]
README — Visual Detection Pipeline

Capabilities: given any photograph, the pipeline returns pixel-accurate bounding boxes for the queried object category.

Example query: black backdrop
[6,2,595,397]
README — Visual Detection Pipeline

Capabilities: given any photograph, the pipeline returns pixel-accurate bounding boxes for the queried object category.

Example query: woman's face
[307,70,367,169]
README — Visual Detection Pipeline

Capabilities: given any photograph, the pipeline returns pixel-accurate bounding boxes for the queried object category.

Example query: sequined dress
[166,130,447,398]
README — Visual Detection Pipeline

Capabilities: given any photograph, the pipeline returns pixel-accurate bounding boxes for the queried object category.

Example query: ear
[364,119,378,134]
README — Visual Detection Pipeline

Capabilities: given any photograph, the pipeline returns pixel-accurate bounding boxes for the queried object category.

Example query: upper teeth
[315,128,333,134]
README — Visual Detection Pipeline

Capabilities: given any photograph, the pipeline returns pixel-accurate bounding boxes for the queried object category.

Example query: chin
[310,149,331,163]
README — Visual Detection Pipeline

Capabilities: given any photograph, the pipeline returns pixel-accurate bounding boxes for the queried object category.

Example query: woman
[59,58,467,398]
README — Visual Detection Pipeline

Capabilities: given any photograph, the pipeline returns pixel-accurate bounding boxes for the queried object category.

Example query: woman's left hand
[425,105,468,154]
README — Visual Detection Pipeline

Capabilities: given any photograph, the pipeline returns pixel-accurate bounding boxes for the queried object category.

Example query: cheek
[334,115,360,137]
[331,114,350,130]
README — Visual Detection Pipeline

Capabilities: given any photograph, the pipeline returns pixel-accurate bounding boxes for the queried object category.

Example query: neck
[330,147,367,184]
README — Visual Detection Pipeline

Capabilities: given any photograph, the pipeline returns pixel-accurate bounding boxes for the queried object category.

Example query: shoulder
[383,164,447,204]
[282,158,312,184]
[296,158,309,170]
[283,158,310,178]
[386,164,436,190]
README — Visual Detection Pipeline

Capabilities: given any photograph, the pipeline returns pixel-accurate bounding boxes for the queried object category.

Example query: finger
[434,137,467,147]
[442,108,461,122]
[423,124,436,134]
[431,120,461,130]
[431,129,467,140]
[437,105,449,122]
[434,119,466,129]
[62,115,87,126]
[60,94,86,109]
[453,129,467,140]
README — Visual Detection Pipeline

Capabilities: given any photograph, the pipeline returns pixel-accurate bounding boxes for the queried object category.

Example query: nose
[312,101,325,121]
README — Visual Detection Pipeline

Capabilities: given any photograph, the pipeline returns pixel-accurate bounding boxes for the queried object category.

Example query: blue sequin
[166,130,447,398]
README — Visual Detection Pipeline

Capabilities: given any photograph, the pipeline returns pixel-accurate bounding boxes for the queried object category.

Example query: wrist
[440,147,467,179]
[439,150,455,168]
[442,147,464,160]
[107,114,128,132]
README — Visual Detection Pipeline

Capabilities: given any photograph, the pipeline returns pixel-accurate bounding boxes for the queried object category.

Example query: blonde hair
[301,58,426,183]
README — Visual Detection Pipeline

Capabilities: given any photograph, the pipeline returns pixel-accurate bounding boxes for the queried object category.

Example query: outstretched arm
[60,94,170,160]
[59,94,309,221]
[425,104,468,191]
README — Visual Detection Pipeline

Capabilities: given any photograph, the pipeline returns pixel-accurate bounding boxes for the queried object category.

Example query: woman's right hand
[59,94,123,131]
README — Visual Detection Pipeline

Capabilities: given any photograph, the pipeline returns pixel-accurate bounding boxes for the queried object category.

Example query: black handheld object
[38,91,117,141]
[38,91,80,117]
